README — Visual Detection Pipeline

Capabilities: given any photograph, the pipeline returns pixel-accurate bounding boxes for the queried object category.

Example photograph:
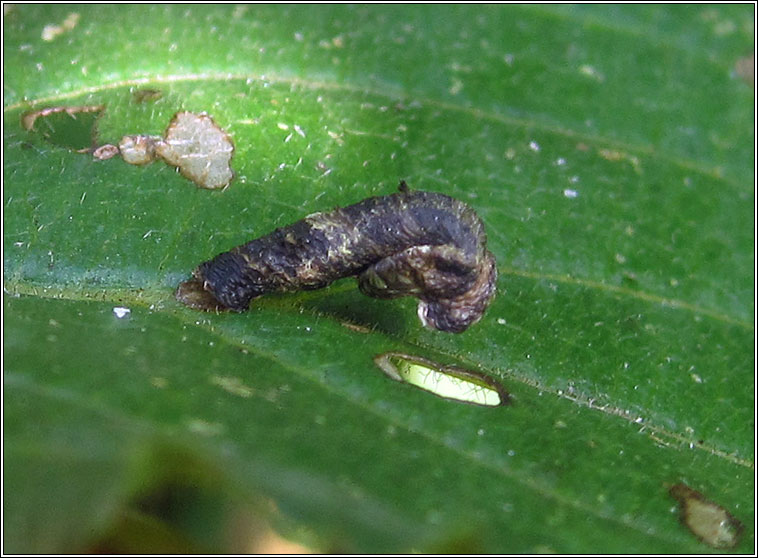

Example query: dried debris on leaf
[24,105,235,189]
[154,111,235,189]
[118,134,161,166]
[110,111,234,189]
[92,143,120,160]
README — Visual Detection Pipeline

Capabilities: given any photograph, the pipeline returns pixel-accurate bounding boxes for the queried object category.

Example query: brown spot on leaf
[340,321,372,334]
[669,483,743,549]
[132,88,163,104]
[118,134,161,166]
[735,54,754,88]
[175,277,231,312]
[92,144,120,160]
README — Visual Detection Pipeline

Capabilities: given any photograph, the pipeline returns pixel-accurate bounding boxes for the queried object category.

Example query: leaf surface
[3,4,754,553]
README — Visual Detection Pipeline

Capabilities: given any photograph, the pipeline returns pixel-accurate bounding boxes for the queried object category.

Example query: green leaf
[4,4,754,553]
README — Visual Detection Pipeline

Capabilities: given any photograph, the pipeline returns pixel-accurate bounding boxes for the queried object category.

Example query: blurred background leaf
[3,4,754,553]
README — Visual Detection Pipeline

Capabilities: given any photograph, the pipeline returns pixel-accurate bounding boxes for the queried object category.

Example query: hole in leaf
[21,105,104,151]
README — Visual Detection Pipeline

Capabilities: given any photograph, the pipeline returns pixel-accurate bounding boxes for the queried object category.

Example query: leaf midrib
[4,279,753,472]
[3,73,746,191]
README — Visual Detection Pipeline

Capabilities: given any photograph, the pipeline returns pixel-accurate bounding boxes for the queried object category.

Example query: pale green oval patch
[374,352,508,407]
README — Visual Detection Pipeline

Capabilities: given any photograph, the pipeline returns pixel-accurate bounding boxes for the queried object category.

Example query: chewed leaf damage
[155,111,235,189]
[101,111,235,189]
[23,105,235,189]
[21,104,104,151]
[374,352,509,406]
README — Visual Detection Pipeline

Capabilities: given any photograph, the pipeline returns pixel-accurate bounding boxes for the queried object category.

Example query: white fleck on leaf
[112,307,131,318]
[41,12,80,42]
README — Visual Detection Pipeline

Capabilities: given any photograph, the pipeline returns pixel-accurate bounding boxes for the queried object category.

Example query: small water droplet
[113,306,131,318]
[374,352,508,407]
